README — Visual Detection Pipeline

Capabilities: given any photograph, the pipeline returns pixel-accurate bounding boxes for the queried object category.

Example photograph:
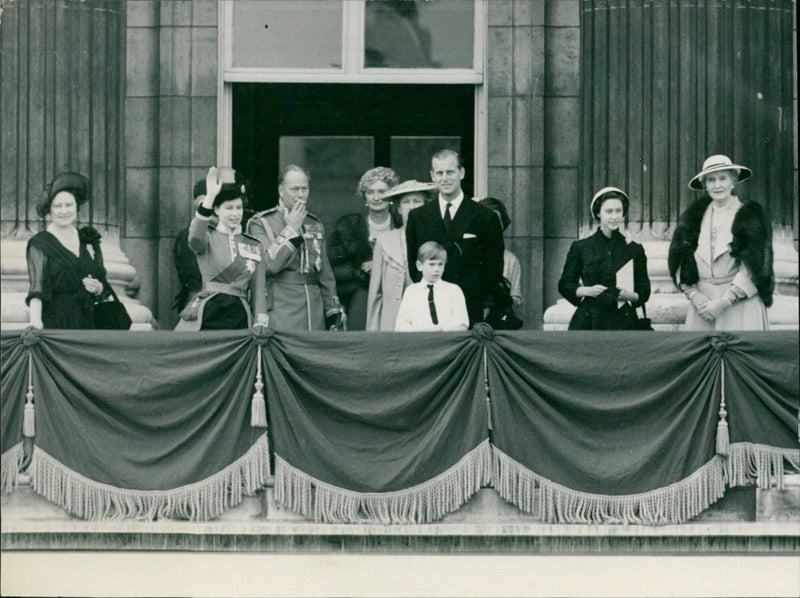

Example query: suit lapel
[447,198,478,243]
[422,200,446,239]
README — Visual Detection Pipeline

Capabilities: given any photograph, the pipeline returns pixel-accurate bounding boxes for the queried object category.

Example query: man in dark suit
[406,149,505,326]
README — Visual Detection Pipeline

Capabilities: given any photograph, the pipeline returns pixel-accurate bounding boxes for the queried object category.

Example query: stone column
[0,0,155,329]
[544,0,798,329]
[487,0,547,328]
[125,0,218,330]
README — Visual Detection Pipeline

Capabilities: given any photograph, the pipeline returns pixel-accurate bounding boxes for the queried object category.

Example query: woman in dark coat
[558,187,651,330]
[327,213,373,330]
[26,172,110,329]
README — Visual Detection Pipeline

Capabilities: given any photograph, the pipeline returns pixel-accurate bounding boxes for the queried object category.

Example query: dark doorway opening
[232,83,474,233]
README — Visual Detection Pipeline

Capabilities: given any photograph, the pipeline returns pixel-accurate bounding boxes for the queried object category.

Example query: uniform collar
[216,222,242,236]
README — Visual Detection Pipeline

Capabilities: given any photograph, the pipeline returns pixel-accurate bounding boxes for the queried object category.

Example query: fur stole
[668,195,711,288]
[668,196,774,306]
[730,201,774,307]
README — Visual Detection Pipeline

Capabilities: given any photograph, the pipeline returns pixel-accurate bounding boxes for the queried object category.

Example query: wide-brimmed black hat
[37,172,91,218]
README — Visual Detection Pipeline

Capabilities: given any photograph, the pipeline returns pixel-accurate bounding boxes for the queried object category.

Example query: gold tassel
[483,346,492,431]
[23,353,35,438]
[716,360,729,456]
[251,344,267,427]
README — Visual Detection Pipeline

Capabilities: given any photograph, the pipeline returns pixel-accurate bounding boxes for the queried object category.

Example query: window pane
[232,1,342,69]
[365,0,474,69]
[279,137,375,234]
[390,137,461,183]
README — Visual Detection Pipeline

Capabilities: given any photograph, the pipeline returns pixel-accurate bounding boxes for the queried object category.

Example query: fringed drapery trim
[275,439,492,524]
[27,433,271,521]
[491,447,728,526]
[724,442,800,490]
[1,443,25,493]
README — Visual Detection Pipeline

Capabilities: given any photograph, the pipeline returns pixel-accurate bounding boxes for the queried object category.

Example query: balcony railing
[2,326,798,526]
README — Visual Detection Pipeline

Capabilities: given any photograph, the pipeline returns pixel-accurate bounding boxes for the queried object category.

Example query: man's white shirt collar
[439,191,464,219]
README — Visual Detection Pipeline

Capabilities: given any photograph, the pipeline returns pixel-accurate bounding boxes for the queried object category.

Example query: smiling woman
[558,187,651,330]
[669,155,774,331]
[174,167,268,331]
[25,172,111,330]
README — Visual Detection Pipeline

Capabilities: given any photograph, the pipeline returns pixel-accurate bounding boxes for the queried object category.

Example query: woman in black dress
[26,172,109,329]
[558,187,650,330]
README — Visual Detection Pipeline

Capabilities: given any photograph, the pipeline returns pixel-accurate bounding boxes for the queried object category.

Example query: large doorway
[232,83,474,234]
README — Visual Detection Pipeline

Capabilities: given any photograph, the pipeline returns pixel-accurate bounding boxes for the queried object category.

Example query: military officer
[247,165,343,331]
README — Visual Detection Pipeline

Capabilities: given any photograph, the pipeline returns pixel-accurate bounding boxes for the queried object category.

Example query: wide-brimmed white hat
[688,155,751,190]
[382,179,437,201]
[589,186,629,218]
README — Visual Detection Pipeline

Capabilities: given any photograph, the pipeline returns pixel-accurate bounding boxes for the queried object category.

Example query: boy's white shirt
[395,279,469,332]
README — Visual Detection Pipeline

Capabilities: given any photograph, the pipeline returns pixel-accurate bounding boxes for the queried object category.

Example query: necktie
[427,284,439,325]
[443,202,453,233]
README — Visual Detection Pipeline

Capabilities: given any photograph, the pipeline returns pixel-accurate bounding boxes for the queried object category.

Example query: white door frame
[217,0,488,196]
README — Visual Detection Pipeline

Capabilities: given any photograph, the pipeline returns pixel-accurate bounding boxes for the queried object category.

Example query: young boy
[395,241,469,331]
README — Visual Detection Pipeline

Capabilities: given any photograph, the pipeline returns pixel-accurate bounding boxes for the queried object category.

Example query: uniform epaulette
[305,211,321,222]
[252,207,279,218]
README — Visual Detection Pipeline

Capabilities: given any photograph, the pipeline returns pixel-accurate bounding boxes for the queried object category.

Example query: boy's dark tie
[427,284,439,325]
[443,202,453,234]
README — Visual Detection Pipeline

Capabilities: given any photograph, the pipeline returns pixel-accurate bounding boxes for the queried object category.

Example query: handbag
[486,278,524,330]
[94,283,132,330]
[634,304,653,331]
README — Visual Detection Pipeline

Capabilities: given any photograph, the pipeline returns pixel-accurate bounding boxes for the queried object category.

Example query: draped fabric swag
[1,327,797,525]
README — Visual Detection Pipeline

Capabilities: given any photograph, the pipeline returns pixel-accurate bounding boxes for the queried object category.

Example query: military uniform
[247,204,339,331]
[174,214,266,331]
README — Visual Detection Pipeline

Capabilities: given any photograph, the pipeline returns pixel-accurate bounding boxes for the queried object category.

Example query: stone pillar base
[1,236,156,331]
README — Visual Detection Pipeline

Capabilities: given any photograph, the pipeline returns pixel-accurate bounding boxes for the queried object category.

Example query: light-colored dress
[684,197,769,331]
[366,228,412,331]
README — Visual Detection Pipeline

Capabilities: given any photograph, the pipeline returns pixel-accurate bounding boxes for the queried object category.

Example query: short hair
[431,149,463,169]
[357,166,399,200]
[478,197,510,231]
[417,241,447,264]
[591,190,629,220]
[279,164,310,185]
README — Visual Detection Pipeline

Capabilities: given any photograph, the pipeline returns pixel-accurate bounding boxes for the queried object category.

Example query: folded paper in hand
[616,259,634,307]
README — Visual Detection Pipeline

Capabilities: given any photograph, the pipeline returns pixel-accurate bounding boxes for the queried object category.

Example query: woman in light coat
[668,155,773,330]
[366,180,436,331]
